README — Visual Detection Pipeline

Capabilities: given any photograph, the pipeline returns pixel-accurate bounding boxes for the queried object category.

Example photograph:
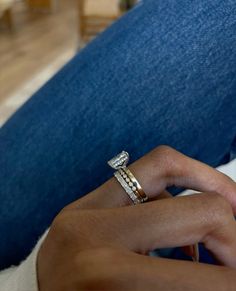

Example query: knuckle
[50,210,71,236]
[51,210,110,250]
[94,248,124,263]
[220,172,232,182]
[203,192,233,224]
[155,145,175,157]
[152,145,179,176]
[50,209,90,244]
[49,211,74,246]
[201,192,236,251]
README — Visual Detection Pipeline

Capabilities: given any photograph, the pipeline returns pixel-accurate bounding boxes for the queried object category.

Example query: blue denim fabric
[0,0,236,270]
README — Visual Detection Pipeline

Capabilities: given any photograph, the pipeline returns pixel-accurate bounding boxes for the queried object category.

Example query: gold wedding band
[192,243,200,262]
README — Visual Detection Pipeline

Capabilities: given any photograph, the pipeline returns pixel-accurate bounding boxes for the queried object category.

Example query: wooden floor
[0,0,121,126]
[0,0,79,104]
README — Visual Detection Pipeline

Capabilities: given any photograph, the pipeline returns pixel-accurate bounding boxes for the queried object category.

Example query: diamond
[108,151,129,170]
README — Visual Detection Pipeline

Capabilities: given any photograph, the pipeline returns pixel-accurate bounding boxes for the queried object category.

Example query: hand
[37,146,236,291]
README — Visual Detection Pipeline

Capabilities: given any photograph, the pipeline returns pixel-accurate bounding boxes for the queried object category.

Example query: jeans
[0,0,236,270]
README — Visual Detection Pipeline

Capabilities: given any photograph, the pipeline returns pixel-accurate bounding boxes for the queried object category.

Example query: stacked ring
[108,151,148,204]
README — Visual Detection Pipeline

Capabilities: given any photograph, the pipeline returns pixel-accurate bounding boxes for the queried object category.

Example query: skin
[37,146,236,291]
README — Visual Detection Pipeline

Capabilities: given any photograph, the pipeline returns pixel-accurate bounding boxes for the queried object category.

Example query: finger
[79,187,197,261]
[78,193,236,267]
[101,250,236,291]
[68,175,172,211]
[150,190,172,200]
[146,188,198,262]
[130,146,236,212]
[70,146,236,213]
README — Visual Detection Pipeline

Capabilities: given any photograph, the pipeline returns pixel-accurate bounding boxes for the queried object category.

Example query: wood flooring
[0,0,79,104]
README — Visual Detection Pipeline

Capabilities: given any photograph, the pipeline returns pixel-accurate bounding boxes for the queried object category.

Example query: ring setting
[108,151,148,204]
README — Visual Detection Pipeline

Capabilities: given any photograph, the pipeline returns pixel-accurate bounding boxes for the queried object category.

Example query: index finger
[78,193,236,268]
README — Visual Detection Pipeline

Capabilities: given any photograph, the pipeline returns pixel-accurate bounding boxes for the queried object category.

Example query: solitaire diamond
[108,151,129,170]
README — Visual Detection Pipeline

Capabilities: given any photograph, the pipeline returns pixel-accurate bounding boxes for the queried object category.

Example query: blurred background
[0,0,137,126]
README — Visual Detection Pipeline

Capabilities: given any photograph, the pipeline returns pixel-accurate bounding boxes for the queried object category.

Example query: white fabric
[0,231,47,291]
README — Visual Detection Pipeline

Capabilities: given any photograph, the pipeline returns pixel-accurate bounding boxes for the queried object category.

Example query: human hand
[37,146,236,290]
